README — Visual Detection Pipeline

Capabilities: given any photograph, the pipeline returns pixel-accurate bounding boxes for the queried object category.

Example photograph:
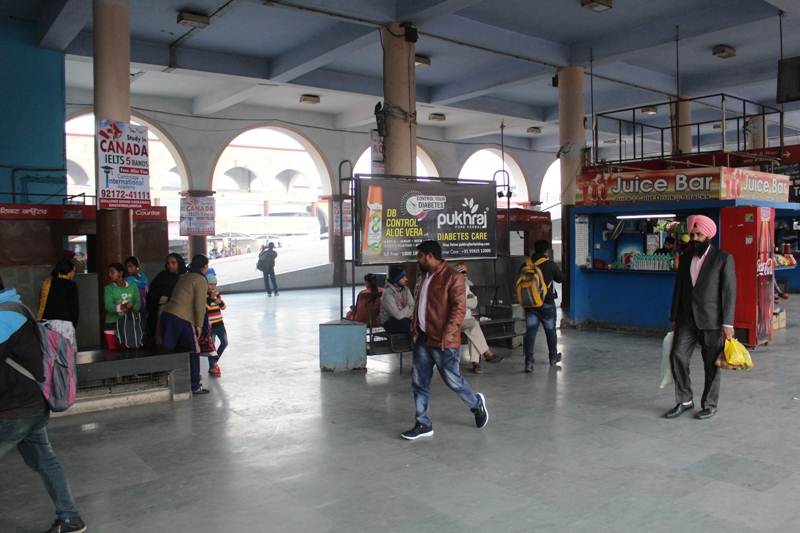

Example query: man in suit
[665,214,736,420]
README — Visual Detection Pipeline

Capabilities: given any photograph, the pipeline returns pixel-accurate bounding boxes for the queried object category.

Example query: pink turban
[687,214,717,239]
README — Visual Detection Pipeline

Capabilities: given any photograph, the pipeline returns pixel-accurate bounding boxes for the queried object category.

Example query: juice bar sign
[356,178,497,264]
[577,167,790,205]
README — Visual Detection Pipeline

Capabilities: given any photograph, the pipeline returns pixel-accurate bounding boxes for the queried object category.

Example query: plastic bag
[720,338,754,370]
[660,331,674,389]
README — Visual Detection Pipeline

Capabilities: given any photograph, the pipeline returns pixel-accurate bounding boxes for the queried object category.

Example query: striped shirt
[207,296,226,325]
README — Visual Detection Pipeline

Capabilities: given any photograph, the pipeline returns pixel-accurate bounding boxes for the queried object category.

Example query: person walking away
[380,265,414,334]
[40,259,80,352]
[519,240,564,373]
[401,240,489,441]
[159,255,211,395]
[454,262,503,374]
[103,262,141,350]
[665,215,736,420]
[205,273,228,377]
[146,253,186,341]
[0,276,87,533]
[257,242,279,296]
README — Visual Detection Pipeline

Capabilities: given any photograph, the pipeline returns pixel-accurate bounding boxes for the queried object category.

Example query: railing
[591,93,785,165]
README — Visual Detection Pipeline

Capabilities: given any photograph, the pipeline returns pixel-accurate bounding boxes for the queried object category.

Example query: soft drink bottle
[362,185,384,256]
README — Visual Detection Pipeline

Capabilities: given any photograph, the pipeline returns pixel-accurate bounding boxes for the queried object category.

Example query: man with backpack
[0,276,87,533]
[517,240,564,373]
[256,243,279,297]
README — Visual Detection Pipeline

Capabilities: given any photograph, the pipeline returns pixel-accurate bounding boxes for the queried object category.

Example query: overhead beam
[763,1,800,13]
[193,84,262,115]
[335,108,377,129]
[38,0,91,51]
[682,61,778,96]
[396,0,483,23]
[431,62,550,105]
[448,96,547,122]
[270,24,375,83]
[445,117,532,141]
[591,62,677,97]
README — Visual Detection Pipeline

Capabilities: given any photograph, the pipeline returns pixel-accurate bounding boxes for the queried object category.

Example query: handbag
[115,311,144,349]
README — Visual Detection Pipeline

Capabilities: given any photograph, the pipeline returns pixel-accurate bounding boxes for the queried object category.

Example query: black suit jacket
[670,246,736,330]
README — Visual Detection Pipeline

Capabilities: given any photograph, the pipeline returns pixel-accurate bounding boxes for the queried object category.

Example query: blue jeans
[0,411,80,521]
[412,333,480,428]
[524,303,558,365]
[263,270,278,294]
[208,323,228,367]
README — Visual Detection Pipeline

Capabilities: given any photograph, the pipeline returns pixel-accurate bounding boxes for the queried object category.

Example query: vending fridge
[720,205,775,347]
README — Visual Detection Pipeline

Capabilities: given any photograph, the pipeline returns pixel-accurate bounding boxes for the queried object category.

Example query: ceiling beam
[682,61,778,96]
[445,116,533,141]
[591,62,677,97]
[763,0,800,13]
[396,0,483,23]
[335,108,377,129]
[38,0,91,51]
[447,96,547,123]
[193,84,262,115]
[570,0,778,65]
[270,24,376,83]
[431,63,551,105]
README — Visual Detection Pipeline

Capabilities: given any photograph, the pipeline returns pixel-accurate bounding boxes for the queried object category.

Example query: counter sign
[96,120,151,209]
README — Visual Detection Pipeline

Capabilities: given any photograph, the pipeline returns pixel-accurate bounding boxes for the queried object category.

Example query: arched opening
[353,146,441,177]
[65,112,188,222]
[209,127,329,283]
[458,148,529,204]
[540,159,562,262]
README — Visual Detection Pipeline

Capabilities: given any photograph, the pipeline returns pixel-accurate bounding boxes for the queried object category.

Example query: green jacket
[104,281,141,324]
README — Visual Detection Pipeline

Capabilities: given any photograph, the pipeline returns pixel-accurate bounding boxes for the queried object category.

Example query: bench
[67,349,192,415]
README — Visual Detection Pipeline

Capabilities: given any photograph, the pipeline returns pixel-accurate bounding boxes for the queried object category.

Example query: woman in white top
[454,262,503,373]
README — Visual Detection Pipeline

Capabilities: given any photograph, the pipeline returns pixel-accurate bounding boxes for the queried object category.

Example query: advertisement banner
[0,204,166,221]
[96,120,151,209]
[357,178,496,264]
[180,197,215,236]
[577,167,790,205]
[721,168,790,202]
[332,200,353,237]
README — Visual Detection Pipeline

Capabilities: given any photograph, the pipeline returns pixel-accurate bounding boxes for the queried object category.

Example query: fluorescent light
[177,11,210,28]
[581,0,612,12]
[299,94,321,104]
[712,44,736,59]
[616,214,676,220]
[414,54,431,67]
[527,126,542,134]
[428,113,446,121]
[640,106,657,116]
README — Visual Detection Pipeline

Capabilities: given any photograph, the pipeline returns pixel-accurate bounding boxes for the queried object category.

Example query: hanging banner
[332,199,353,237]
[96,120,151,209]
[577,167,790,205]
[357,177,496,264]
[0,204,166,221]
[180,196,216,236]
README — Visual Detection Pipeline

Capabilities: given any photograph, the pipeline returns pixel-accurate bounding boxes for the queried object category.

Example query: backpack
[0,301,77,412]
[516,257,549,309]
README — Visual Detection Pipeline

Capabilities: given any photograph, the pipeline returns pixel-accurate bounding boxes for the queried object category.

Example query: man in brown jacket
[401,241,489,440]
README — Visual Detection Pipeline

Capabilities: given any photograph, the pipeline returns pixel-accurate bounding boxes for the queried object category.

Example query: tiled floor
[2,288,799,532]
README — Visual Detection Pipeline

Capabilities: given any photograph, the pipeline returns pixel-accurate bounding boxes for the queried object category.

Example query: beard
[417,261,429,273]
[690,239,710,257]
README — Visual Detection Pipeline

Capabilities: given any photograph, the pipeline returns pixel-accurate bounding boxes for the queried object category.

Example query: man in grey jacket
[665,215,736,420]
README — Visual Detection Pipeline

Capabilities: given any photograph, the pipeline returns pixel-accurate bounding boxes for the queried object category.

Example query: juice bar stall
[568,167,792,346]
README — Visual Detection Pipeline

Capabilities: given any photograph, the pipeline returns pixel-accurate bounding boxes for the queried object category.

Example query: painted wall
[0,18,66,203]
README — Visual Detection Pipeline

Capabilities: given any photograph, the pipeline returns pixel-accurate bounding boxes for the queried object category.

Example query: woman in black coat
[146,253,186,339]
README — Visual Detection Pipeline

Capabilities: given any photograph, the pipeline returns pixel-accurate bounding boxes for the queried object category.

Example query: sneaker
[46,517,87,533]
[484,352,504,364]
[524,362,534,373]
[549,353,563,366]
[267,293,273,297]
[472,363,483,374]
[400,423,434,440]
[192,388,210,395]
[472,393,489,428]
[209,366,222,377]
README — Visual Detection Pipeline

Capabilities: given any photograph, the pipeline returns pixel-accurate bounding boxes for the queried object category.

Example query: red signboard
[577,167,790,206]
[0,204,166,221]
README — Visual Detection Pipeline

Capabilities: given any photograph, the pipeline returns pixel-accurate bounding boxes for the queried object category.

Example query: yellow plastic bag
[722,338,754,370]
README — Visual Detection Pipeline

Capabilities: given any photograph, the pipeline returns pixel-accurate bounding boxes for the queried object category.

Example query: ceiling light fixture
[640,106,658,116]
[177,10,210,28]
[428,113,446,121]
[299,94,321,104]
[581,0,612,12]
[712,122,722,129]
[712,44,736,59]
[527,126,542,134]
[414,54,431,68]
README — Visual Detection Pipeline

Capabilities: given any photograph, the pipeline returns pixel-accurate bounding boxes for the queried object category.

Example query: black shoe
[401,423,434,440]
[484,353,504,364]
[472,393,489,428]
[549,353,562,365]
[267,293,273,297]
[46,517,87,533]
[664,402,694,419]
[192,388,210,395]
[696,407,717,420]
[472,363,483,374]
[524,362,534,373]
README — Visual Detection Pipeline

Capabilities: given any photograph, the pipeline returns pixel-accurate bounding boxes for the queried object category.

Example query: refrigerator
[720,206,775,347]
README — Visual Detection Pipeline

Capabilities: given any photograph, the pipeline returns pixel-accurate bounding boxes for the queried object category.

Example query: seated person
[380,265,414,334]
[346,273,384,327]
[455,262,503,373]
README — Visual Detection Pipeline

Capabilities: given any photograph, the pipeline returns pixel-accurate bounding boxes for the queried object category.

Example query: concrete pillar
[557,66,585,314]
[746,116,766,149]
[93,0,133,283]
[381,23,416,176]
[670,97,692,155]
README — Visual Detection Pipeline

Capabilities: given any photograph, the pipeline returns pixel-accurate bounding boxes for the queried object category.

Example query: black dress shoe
[695,407,717,420]
[664,402,693,419]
